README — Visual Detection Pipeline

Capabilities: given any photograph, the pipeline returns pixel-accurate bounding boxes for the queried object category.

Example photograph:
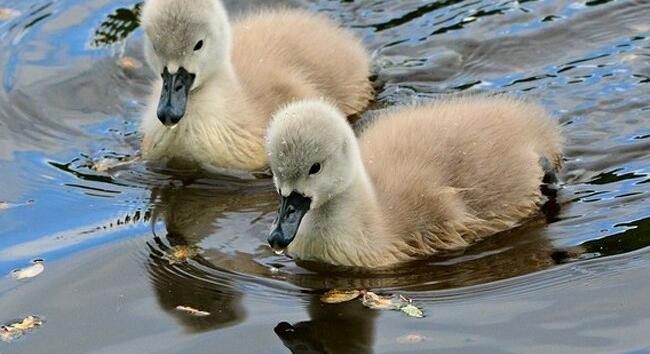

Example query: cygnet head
[141,0,231,126]
[266,100,361,251]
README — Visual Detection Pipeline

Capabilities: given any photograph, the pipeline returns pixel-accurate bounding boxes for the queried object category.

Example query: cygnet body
[140,0,372,171]
[266,97,563,268]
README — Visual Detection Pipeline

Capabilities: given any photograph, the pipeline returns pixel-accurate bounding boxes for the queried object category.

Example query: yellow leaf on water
[320,289,361,304]
[175,306,210,317]
[166,245,201,265]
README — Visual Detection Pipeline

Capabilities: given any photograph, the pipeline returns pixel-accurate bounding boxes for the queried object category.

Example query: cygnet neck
[295,161,403,267]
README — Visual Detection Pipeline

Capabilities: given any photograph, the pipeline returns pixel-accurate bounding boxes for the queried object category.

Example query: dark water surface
[1,0,650,353]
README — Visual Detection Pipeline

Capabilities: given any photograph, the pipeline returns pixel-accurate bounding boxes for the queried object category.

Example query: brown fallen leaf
[1,316,43,343]
[166,245,201,265]
[0,8,20,21]
[11,260,45,280]
[320,289,361,304]
[361,292,403,310]
[175,306,210,317]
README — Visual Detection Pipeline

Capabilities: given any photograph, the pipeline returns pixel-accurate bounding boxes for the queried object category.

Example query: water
[0,0,649,352]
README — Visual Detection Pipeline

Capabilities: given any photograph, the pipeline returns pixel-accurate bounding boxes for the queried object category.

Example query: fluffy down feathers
[267,96,563,267]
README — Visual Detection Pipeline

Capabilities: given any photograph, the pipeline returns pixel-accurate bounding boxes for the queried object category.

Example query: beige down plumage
[140,0,372,171]
[266,96,563,268]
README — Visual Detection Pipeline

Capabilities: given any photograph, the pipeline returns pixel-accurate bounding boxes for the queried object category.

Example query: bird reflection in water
[144,174,276,332]
[142,171,574,349]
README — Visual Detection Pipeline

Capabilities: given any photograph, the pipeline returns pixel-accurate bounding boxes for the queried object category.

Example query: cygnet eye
[194,40,204,51]
[309,163,322,175]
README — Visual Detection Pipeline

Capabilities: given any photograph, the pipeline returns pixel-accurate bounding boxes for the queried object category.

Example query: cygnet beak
[268,191,312,252]
[157,67,195,127]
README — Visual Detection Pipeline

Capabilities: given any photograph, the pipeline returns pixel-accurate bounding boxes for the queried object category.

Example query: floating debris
[400,304,424,318]
[631,23,650,33]
[361,292,403,310]
[396,333,430,344]
[165,245,201,265]
[91,159,113,173]
[0,8,20,21]
[1,316,43,343]
[0,200,35,210]
[320,289,361,304]
[320,289,424,318]
[11,260,45,280]
[91,157,140,173]
[117,56,142,70]
[175,306,210,317]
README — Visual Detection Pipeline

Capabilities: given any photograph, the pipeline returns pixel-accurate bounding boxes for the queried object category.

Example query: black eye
[309,163,321,175]
[194,40,204,51]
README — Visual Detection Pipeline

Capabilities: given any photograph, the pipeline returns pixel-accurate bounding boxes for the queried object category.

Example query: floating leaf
[361,292,424,318]
[11,260,45,280]
[320,289,361,304]
[117,56,142,70]
[165,245,201,265]
[361,291,403,310]
[175,306,210,317]
[400,304,424,318]
[1,316,43,343]
[0,8,20,21]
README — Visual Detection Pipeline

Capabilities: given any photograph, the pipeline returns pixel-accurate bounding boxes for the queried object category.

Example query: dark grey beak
[157,67,195,127]
[268,192,312,252]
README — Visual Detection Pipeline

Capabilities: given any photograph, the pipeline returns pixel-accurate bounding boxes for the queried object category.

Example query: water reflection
[275,298,377,354]
[91,3,142,48]
[141,174,571,347]
[149,177,381,348]
[89,0,302,48]
[145,179,276,331]
[2,0,650,351]
[147,236,246,332]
